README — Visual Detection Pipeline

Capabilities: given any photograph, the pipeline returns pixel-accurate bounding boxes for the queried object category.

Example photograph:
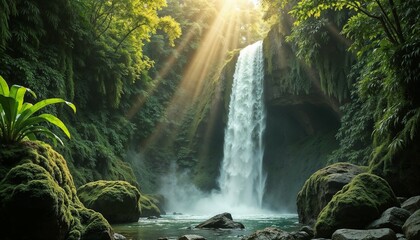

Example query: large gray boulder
[195,213,244,229]
[297,163,366,225]
[368,207,411,233]
[332,228,396,240]
[401,196,420,214]
[403,209,420,240]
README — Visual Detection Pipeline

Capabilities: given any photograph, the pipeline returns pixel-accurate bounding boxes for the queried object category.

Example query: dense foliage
[0,0,180,186]
[262,0,420,166]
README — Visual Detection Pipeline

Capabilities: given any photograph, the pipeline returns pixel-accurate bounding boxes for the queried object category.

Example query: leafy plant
[0,75,76,145]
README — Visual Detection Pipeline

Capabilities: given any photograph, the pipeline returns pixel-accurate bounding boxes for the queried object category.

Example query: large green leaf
[37,113,71,138]
[0,95,18,127]
[19,126,64,146]
[0,75,10,96]
[9,85,37,112]
[16,98,76,127]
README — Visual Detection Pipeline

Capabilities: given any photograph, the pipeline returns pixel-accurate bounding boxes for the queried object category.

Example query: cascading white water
[218,40,266,209]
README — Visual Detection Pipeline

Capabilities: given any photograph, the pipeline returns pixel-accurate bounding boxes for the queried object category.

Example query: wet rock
[315,173,399,238]
[368,207,411,233]
[178,235,206,240]
[332,228,397,240]
[297,163,366,225]
[402,209,420,240]
[396,233,406,240]
[300,225,315,238]
[148,216,159,219]
[291,231,311,240]
[195,212,244,229]
[114,233,127,240]
[241,227,293,240]
[401,196,420,214]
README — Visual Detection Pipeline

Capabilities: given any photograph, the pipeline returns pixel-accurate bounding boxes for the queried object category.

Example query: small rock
[396,233,406,240]
[178,235,206,240]
[401,196,420,214]
[300,226,315,238]
[195,212,244,229]
[332,228,396,240]
[368,207,411,233]
[241,227,293,240]
[402,209,420,240]
[291,231,311,240]
[113,233,126,240]
[148,216,159,220]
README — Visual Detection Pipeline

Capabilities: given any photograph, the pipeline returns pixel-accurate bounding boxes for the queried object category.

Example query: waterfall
[218,40,266,209]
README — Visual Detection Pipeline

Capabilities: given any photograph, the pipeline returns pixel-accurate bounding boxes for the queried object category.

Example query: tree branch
[375,0,400,44]
[388,0,405,43]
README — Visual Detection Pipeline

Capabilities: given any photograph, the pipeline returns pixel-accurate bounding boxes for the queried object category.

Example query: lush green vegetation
[262,0,420,170]
[1,0,419,213]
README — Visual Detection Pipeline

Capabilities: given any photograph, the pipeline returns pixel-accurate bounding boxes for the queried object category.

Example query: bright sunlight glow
[127,0,266,150]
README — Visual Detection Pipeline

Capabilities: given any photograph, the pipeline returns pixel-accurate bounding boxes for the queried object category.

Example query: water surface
[112,213,299,240]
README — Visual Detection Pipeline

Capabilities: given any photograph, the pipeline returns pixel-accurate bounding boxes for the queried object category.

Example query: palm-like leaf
[0,75,76,145]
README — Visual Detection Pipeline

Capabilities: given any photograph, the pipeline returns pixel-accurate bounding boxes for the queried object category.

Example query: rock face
[332,228,397,240]
[241,227,312,240]
[297,163,366,224]
[368,207,411,233]
[403,209,420,240]
[78,180,141,223]
[195,213,244,229]
[401,196,420,214]
[0,141,113,240]
[315,173,399,238]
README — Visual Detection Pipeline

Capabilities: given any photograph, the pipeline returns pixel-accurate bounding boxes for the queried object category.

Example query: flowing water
[218,40,266,210]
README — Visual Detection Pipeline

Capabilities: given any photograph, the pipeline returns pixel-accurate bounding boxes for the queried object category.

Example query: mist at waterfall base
[160,41,280,216]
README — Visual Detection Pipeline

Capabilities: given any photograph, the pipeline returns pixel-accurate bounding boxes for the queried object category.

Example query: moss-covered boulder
[315,173,399,238]
[78,180,141,223]
[0,141,113,240]
[297,162,366,225]
[139,194,162,217]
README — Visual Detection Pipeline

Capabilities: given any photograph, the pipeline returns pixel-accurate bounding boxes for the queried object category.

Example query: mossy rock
[78,180,141,223]
[297,162,366,225]
[315,173,399,238]
[139,194,161,217]
[0,141,113,240]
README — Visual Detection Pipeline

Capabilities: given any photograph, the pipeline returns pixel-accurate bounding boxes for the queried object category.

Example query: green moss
[296,162,365,224]
[315,173,399,238]
[0,141,113,240]
[139,194,161,217]
[78,180,141,223]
